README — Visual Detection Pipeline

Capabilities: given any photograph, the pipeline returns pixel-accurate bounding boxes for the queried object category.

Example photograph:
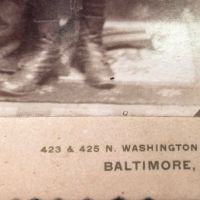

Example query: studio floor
[0,20,200,116]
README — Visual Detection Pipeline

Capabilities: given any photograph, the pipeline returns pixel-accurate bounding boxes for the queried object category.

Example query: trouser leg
[0,0,25,73]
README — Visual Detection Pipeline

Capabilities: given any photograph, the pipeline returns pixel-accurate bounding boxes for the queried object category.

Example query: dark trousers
[26,0,106,21]
[0,0,25,38]
[27,0,77,20]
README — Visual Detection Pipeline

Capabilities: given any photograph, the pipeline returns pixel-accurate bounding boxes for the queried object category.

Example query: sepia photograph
[0,0,200,116]
[1,1,200,199]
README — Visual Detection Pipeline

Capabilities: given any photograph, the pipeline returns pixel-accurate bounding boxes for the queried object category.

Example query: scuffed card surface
[0,117,200,199]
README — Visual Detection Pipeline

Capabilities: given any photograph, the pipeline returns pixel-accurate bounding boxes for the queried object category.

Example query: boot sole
[87,79,115,89]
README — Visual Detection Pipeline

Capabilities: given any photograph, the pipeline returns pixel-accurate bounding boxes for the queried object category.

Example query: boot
[73,0,115,88]
[0,0,62,96]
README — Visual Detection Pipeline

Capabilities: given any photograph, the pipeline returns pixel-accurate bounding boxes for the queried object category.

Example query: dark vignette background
[106,0,199,20]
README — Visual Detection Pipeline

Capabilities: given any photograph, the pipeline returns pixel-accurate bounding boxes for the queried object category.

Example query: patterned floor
[0,20,199,116]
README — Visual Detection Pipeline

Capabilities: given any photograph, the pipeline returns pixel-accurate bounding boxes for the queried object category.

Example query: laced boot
[0,0,62,96]
[73,0,115,88]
